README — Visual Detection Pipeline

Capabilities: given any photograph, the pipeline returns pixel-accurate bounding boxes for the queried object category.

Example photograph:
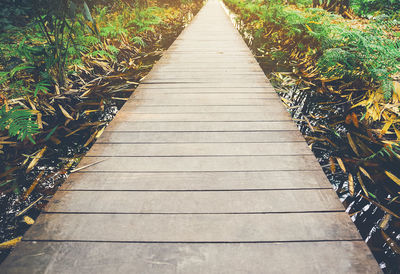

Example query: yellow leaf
[36,112,43,129]
[348,173,354,196]
[84,130,97,147]
[308,21,322,24]
[336,157,346,173]
[95,127,106,138]
[329,157,336,173]
[393,81,400,98]
[0,237,22,249]
[380,121,393,137]
[385,171,400,186]
[24,216,35,225]
[58,104,74,120]
[357,172,368,197]
[26,146,47,173]
[305,24,312,32]
[347,133,359,156]
[379,214,391,229]
[22,170,44,200]
[359,166,372,181]
[394,127,400,141]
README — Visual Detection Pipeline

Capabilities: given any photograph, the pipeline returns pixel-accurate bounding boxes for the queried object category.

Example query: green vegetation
[351,0,400,17]
[0,0,202,168]
[224,0,400,145]
[0,0,202,143]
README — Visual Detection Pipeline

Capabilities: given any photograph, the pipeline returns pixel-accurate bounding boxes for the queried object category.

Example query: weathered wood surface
[1,0,380,273]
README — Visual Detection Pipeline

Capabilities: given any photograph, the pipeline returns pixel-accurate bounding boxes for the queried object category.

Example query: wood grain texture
[86,142,313,156]
[61,171,333,190]
[75,155,323,172]
[104,121,300,132]
[23,213,361,242]
[46,189,343,213]
[96,131,305,143]
[1,242,380,274]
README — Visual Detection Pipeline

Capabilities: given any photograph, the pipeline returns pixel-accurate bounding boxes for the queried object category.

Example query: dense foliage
[0,0,201,142]
[351,0,400,17]
[225,0,400,143]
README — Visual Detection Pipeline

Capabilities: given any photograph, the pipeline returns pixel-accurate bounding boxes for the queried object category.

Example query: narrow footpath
[1,0,380,273]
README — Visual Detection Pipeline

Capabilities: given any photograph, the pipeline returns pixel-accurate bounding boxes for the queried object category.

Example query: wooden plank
[121,98,283,105]
[1,241,381,274]
[46,189,343,213]
[86,143,313,156]
[118,105,285,113]
[145,76,269,81]
[142,72,267,77]
[120,98,283,106]
[154,58,261,64]
[133,87,275,93]
[142,77,269,82]
[151,67,263,72]
[110,112,292,122]
[104,121,299,132]
[155,54,255,58]
[122,99,282,107]
[138,82,268,88]
[131,93,276,100]
[23,213,361,242]
[96,131,304,143]
[76,155,323,172]
[62,171,333,191]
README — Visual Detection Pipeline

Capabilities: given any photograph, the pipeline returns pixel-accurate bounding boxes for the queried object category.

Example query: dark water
[271,77,400,272]
[222,2,400,272]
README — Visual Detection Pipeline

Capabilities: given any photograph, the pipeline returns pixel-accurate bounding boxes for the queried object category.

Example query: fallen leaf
[95,127,106,138]
[347,133,359,156]
[379,214,391,229]
[359,166,373,181]
[336,157,346,173]
[22,170,44,200]
[385,171,400,186]
[345,114,352,124]
[381,230,400,254]
[329,157,336,173]
[351,112,359,128]
[348,173,354,196]
[23,216,35,225]
[36,112,43,129]
[0,237,22,249]
[361,194,400,218]
[26,146,47,173]
[58,104,74,120]
[84,130,97,147]
[357,172,369,197]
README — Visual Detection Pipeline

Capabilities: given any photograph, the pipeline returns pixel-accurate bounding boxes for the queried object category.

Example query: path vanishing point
[1,0,381,273]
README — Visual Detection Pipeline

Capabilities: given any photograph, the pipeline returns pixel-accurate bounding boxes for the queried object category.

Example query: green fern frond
[0,106,39,142]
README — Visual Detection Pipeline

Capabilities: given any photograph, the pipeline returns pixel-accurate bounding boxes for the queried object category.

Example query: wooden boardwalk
[2,0,380,273]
